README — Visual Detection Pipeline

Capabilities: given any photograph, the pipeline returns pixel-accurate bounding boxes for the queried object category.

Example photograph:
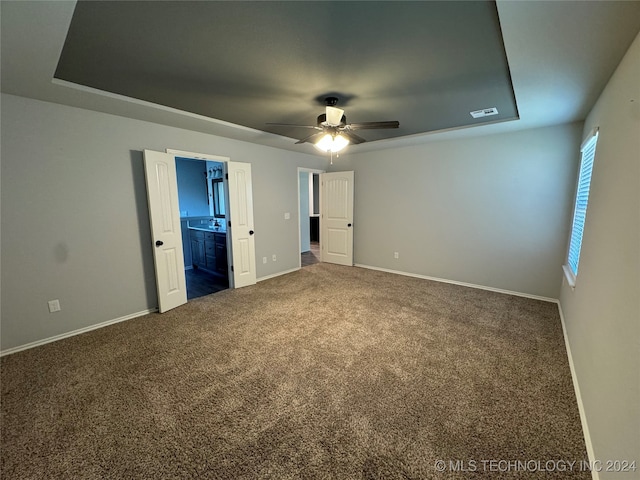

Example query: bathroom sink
[188,222,226,233]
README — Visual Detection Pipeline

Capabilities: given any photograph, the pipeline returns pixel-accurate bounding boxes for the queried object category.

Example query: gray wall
[299,171,310,253]
[559,33,639,477]
[335,123,582,299]
[0,94,326,351]
[175,158,208,217]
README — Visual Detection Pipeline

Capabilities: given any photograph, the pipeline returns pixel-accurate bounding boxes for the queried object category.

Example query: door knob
[155,240,164,247]
[347,223,352,227]
[249,230,255,235]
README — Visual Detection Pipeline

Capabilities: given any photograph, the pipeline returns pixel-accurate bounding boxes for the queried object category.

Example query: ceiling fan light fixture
[314,133,349,153]
[267,97,398,152]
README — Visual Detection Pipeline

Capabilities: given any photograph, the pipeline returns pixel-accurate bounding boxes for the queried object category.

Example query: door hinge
[228,220,231,227]
[231,265,234,272]
[225,173,228,180]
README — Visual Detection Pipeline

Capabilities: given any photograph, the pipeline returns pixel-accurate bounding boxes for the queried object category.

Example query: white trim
[580,126,599,151]
[562,264,577,289]
[297,167,325,269]
[51,79,267,135]
[0,309,157,357]
[355,264,558,303]
[166,149,230,163]
[557,303,599,480]
[167,149,240,287]
[355,263,596,475]
[257,267,300,283]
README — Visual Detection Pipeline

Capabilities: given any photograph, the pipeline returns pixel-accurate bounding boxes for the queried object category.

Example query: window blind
[566,128,599,282]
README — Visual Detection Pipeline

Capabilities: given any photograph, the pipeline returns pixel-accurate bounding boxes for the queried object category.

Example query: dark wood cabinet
[214,233,228,274]
[190,230,205,268]
[189,229,227,278]
[204,232,216,269]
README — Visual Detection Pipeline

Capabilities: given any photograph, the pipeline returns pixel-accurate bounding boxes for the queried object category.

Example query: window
[564,128,598,287]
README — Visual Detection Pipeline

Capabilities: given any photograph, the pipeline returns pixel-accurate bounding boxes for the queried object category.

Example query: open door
[320,171,354,266]
[226,161,257,288]
[143,150,188,312]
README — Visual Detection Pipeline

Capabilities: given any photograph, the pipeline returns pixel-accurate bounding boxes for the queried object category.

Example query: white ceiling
[2,1,639,154]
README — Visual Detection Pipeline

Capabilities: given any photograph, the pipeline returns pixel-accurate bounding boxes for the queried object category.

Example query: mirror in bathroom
[212,178,226,218]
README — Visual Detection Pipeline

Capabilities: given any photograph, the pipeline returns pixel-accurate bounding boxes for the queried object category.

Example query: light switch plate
[284,212,290,220]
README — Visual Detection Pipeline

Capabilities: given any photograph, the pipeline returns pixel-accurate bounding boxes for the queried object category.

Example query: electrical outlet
[263,256,267,264]
[394,252,399,259]
[48,299,61,313]
[272,254,277,262]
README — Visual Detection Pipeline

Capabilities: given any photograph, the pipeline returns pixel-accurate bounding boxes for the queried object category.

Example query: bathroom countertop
[188,225,227,234]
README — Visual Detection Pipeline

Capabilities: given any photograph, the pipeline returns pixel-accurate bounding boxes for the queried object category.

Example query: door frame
[166,149,236,287]
[297,167,325,268]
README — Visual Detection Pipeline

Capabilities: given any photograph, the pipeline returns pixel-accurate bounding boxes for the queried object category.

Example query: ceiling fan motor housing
[317,113,347,127]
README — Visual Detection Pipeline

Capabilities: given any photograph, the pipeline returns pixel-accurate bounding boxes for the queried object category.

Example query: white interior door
[321,171,354,266]
[143,150,187,312]
[226,161,257,288]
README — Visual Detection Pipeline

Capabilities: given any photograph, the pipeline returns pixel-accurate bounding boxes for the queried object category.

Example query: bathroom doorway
[298,168,324,268]
[175,156,229,299]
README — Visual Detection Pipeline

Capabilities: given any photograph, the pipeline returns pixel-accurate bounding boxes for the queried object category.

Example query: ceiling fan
[267,97,400,153]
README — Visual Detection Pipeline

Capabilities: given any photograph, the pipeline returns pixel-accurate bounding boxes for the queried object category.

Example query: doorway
[298,168,324,268]
[168,148,258,289]
[144,149,257,313]
[175,156,229,299]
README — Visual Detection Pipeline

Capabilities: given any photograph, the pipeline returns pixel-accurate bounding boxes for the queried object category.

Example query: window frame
[563,127,599,288]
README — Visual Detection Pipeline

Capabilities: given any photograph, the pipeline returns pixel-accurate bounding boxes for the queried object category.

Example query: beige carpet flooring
[1,263,588,479]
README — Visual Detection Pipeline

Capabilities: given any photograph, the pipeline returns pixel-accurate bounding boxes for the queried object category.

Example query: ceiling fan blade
[340,130,366,145]
[326,106,345,126]
[347,121,400,130]
[295,132,326,145]
[266,123,322,130]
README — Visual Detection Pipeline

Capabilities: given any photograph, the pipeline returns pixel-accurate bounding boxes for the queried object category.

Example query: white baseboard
[557,303,599,480]
[0,308,157,357]
[354,264,558,303]
[1,264,595,478]
[3,265,310,355]
[257,267,300,283]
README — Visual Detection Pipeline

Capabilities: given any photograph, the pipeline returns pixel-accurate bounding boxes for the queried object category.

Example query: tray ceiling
[54,1,519,144]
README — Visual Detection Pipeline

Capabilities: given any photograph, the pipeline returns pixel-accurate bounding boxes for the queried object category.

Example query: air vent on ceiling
[470,107,499,119]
